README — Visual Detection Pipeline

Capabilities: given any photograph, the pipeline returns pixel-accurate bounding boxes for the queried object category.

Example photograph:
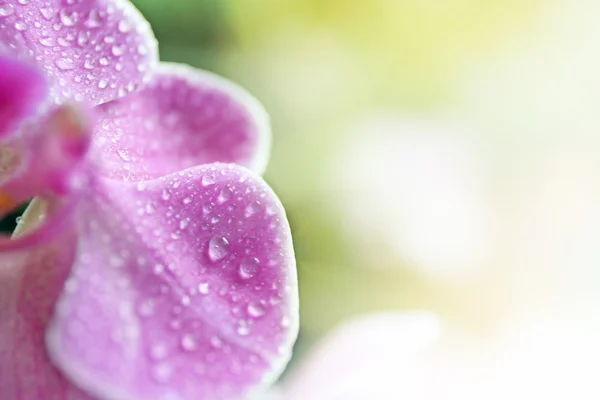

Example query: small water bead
[207,236,230,262]
[39,7,54,20]
[236,320,251,336]
[198,282,209,294]
[178,218,191,230]
[59,9,78,26]
[17,0,28,5]
[217,187,233,204]
[201,174,215,187]
[55,58,75,70]
[14,20,27,30]
[245,201,261,218]
[137,299,155,317]
[209,335,222,349]
[181,333,197,351]
[247,302,266,318]
[39,37,54,47]
[153,264,165,274]
[182,196,192,205]
[98,79,108,89]
[0,6,15,18]
[239,257,260,279]
[152,362,172,383]
[181,295,191,306]
[111,44,126,56]
[149,343,168,360]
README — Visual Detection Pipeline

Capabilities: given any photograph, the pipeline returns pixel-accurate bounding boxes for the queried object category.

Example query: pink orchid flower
[0,1,298,400]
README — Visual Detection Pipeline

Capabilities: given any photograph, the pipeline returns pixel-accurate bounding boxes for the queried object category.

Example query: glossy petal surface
[0,54,46,137]
[0,0,158,105]
[48,163,298,400]
[0,206,94,400]
[90,63,271,181]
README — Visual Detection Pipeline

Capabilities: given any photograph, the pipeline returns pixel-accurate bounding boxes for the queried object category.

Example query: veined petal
[0,55,47,138]
[47,163,298,400]
[90,63,271,181]
[0,0,158,105]
[0,199,94,400]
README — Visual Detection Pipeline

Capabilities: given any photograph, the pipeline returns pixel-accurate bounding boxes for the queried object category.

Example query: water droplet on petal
[39,37,54,47]
[201,174,215,187]
[152,362,172,383]
[179,218,190,230]
[236,320,251,336]
[198,282,209,294]
[59,9,78,26]
[55,58,75,70]
[14,20,27,30]
[245,201,262,218]
[207,236,230,262]
[39,7,54,19]
[182,196,192,205]
[247,302,266,318]
[149,343,168,360]
[217,187,233,204]
[239,257,260,279]
[111,44,126,56]
[98,79,108,89]
[181,334,197,351]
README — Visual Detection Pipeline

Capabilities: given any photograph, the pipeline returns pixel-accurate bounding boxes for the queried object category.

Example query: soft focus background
[120,0,600,396]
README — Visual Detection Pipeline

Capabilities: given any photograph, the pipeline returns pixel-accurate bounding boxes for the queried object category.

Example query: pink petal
[90,63,271,181]
[0,54,47,138]
[282,312,441,400]
[0,0,158,105]
[47,163,298,400]
[0,201,94,400]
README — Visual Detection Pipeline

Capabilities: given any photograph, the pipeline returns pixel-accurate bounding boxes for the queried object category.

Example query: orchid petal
[0,54,46,138]
[282,312,441,400]
[90,63,271,181]
[0,0,158,105]
[0,202,94,400]
[47,163,298,400]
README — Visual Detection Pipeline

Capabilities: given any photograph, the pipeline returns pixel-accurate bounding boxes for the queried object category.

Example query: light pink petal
[0,54,46,138]
[47,163,298,400]
[0,202,94,400]
[0,0,158,105]
[283,312,441,400]
[90,63,271,181]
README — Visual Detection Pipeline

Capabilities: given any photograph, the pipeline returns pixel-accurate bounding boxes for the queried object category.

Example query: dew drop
[217,187,233,204]
[39,37,54,47]
[236,320,251,336]
[182,196,192,205]
[209,335,222,349]
[161,189,171,200]
[181,334,197,351]
[201,174,215,186]
[149,343,168,361]
[152,362,172,383]
[86,9,102,28]
[247,302,266,318]
[14,20,27,31]
[59,9,78,26]
[111,44,126,56]
[55,58,75,70]
[239,257,259,279]
[98,79,108,89]
[179,218,190,230]
[118,19,130,32]
[207,236,230,262]
[244,201,261,218]
[39,7,54,20]
[198,282,210,294]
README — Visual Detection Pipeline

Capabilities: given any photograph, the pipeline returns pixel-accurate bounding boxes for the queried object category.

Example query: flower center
[0,103,91,236]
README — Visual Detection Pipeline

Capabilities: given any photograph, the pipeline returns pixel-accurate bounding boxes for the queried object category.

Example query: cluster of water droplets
[0,0,156,104]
